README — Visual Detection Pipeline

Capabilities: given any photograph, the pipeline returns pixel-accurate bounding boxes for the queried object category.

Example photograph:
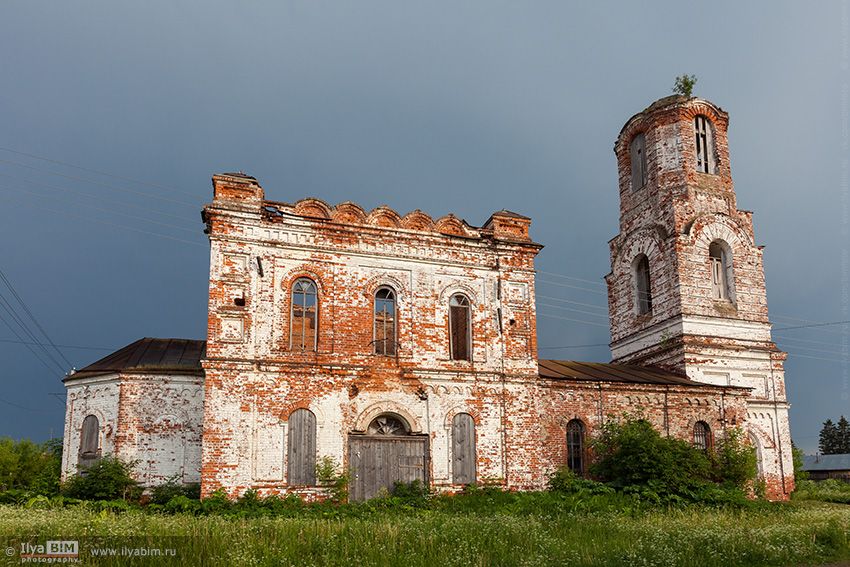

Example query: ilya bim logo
[12,540,79,563]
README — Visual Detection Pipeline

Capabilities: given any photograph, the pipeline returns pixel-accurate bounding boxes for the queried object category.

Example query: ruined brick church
[61,95,795,500]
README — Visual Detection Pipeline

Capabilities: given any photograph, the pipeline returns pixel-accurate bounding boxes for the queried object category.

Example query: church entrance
[348,414,429,501]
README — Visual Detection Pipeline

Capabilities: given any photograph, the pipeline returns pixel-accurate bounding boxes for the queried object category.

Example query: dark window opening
[566,419,585,475]
[694,115,715,174]
[694,421,711,451]
[635,255,653,315]
[630,133,647,190]
[449,294,472,361]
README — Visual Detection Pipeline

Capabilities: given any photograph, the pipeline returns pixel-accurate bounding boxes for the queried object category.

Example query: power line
[538,342,609,350]
[537,301,608,320]
[537,270,606,287]
[0,146,191,196]
[0,267,72,367]
[536,294,608,312]
[0,183,200,235]
[0,169,193,222]
[0,338,113,351]
[0,292,66,374]
[0,310,63,376]
[537,278,608,295]
[0,157,198,208]
[4,192,207,248]
[537,311,610,328]
[774,320,850,332]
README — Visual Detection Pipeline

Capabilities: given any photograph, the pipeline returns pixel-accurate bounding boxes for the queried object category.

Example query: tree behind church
[819,417,850,454]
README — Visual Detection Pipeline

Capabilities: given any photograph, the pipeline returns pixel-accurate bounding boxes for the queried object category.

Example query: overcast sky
[0,1,846,454]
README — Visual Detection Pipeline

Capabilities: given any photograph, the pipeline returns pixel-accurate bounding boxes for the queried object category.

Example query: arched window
[367,414,409,435]
[290,278,318,351]
[449,294,472,361]
[374,287,397,355]
[630,132,647,191]
[694,115,716,174]
[566,419,585,475]
[709,241,733,301]
[287,408,317,485]
[452,413,476,484]
[693,421,711,451]
[78,414,101,468]
[634,254,653,315]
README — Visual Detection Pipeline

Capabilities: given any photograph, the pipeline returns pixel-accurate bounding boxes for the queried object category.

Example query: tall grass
[0,498,848,566]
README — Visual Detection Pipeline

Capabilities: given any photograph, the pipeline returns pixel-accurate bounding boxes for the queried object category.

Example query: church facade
[61,95,795,500]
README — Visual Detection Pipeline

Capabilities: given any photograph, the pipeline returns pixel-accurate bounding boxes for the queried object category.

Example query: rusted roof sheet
[539,359,731,388]
[66,338,206,380]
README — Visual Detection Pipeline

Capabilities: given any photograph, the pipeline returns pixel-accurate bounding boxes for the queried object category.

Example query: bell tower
[604,95,794,498]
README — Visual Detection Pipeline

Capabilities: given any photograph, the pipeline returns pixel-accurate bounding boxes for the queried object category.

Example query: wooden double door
[348,434,429,501]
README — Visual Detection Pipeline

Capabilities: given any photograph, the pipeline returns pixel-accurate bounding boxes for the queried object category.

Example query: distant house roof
[803,454,850,472]
[66,338,206,381]
[539,359,744,388]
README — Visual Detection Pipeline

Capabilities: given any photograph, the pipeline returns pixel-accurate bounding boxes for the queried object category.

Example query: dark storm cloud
[0,1,845,453]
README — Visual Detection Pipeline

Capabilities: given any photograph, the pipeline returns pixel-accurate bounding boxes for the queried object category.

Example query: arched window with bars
[693,421,711,451]
[291,278,318,351]
[566,419,585,475]
[694,115,716,174]
[374,287,397,355]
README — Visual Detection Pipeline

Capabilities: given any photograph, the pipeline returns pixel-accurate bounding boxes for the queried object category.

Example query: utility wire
[0,170,192,222]
[538,342,609,350]
[4,192,207,247]
[0,310,63,376]
[536,294,608,312]
[0,338,114,351]
[774,320,850,331]
[537,301,608,320]
[0,184,200,235]
[0,267,73,367]
[0,157,197,207]
[537,270,606,287]
[0,146,191,196]
[0,292,66,373]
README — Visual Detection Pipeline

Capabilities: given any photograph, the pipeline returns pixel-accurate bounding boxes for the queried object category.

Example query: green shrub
[164,495,202,514]
[61,455,138,501]
[391,479,429,499]
[589,416,756,504]
[316,456,349,503]
[548,466,613,495]
[149,475,200,505]
[0,437,63,495]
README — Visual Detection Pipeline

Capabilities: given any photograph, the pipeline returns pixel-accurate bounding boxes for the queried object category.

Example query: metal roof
[539,359,733,388]
[66,338,206,380]
[803,454,850,472]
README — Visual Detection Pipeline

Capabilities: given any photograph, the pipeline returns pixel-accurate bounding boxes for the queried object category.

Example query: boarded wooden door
[452,413,476,484]
[288,409,317,485]
[348,435,428,501]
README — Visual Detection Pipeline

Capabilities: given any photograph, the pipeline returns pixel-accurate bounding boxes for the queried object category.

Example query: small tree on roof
[673,75,698,97]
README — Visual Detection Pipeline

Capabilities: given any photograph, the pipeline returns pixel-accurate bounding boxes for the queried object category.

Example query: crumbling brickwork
[605,95,794,498]
[201,176,544,496]
[62,372,203,486]
[62,95,794,501]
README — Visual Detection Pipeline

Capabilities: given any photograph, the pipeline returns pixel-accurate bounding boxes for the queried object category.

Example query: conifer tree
[837,416,850,453]
[819,418,839,454]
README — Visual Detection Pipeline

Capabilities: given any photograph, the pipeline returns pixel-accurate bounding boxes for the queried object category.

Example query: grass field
[1,495,849,566]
